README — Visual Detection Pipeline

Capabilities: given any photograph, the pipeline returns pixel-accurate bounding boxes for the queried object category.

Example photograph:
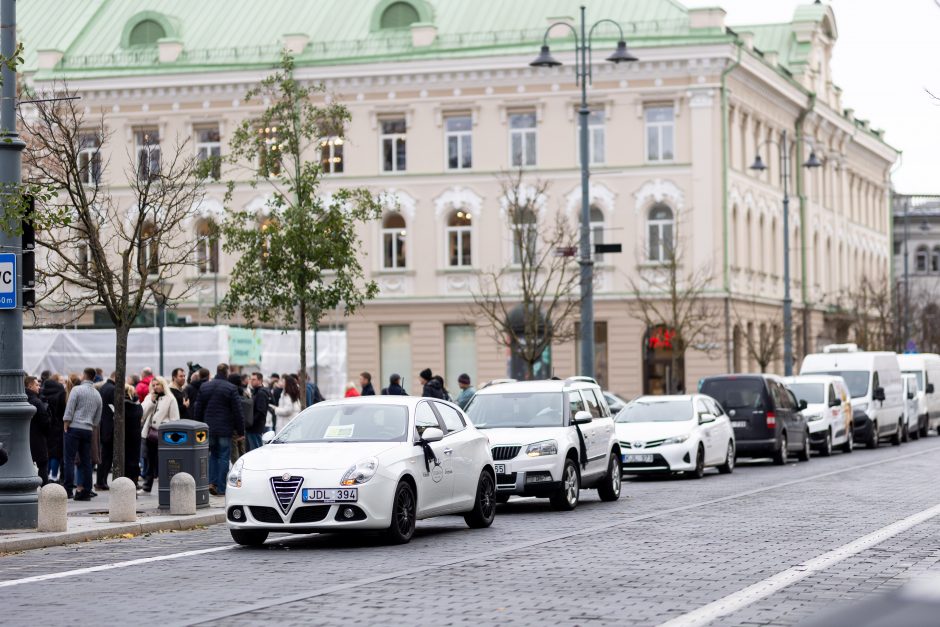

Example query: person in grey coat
[63,368,103,500]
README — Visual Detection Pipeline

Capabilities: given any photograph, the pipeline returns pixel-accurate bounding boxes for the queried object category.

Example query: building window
[382,212,407,269]
[585,205,605,261]
[445,325,476,394]
[78,133,102,185]
[648,203,674,263]
[380,325,412,395]
[588,109,605,165]
[139,222,158,276]
[258,125,282,177]
[645,106,675,162]
[446,209,472,267]
[933,247,940,273]
[916,246,929,273]
[380,118,407,172]
[511,207,537,265]
[195,125,221,180]
[128,19,166,47]
[445,115,472,170]
[135,128,160,181]
[320,136,344,173]
[509,112,537,167]
[195,219,219,274]
[379,2,420,29]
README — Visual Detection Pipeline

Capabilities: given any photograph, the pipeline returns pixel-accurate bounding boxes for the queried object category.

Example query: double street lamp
[750,131,821,376]
[530,6,637,380]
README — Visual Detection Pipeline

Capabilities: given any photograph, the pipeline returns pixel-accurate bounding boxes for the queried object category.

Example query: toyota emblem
[633,441,644,450]
[282,472,291,481]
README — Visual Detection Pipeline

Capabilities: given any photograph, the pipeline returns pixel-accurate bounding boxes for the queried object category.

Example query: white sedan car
[225,397,497,546]
[616,395,736,478]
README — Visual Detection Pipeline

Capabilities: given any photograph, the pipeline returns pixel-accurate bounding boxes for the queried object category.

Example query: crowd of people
[19,363,476,499]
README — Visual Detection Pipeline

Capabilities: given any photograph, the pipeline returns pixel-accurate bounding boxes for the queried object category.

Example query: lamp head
[750,155,768,172]
[530,45,561,68]
[803,151,822,169]
[606,40,638,63]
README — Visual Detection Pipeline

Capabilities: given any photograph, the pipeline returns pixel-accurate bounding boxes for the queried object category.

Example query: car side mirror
[928,383,935,394]
[799,399,808,411]
[828,397,841,408]
[261,431,276,445]
[698,413,716,424]
[873,387,886,402]
[573,410,593,425]
[420,427,444,443]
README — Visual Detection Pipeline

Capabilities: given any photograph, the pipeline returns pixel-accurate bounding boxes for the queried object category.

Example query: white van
[800,346,905,448]
[901,374,920,442]
[897,353,940,437]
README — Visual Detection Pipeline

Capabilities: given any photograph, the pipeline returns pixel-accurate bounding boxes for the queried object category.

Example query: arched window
[446,209,472,267]
[382,212,407,269]
[139,222,158,276]
[128,19,166,47]
[195,219,219,274]
[916,245,929,273]
[380,2,420,29]
[583,205,605,260]
[932,247,940,273]
[647,203,674,262]
[511,207,537,265]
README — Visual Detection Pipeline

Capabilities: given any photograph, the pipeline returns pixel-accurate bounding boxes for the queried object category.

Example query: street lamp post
[750,130,820,376]
[155,292,167,377]
[530,5,637,380]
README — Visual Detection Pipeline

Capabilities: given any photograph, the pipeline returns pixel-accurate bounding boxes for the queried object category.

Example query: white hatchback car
[225,397,496,546]
[616,395,736,478]
[464,377,622,511]
[784,375,854,455]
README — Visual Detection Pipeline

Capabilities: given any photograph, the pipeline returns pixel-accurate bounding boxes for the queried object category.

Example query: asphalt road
[3,436,940,626]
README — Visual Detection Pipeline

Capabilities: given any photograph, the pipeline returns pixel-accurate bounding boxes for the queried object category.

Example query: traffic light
[22,196,35,310]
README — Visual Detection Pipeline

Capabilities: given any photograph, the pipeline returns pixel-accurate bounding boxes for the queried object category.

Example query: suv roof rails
[480,378,517,389]
[564,376,598,386]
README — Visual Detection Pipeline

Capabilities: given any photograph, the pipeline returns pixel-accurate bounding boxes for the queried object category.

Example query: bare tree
[733,305,782,373]
[629,209,721,393]
[843,275,898,351]
[470,171,580,379]
[21,85,207,478]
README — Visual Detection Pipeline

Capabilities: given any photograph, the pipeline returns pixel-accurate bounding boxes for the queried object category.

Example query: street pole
[903,197,910,349]
[577,5,595,380]
[781,131,793,377]
[157,295,166,376]
[0,0,40,529]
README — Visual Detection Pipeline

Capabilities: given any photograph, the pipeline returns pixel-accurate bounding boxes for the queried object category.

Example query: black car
[699,374,810,465]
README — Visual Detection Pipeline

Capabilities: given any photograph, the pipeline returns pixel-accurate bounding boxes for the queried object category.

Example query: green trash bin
[157,419,210,509]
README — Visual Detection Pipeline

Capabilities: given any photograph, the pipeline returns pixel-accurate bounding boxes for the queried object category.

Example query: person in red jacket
[344,381,360,398]
[136,367,154,403]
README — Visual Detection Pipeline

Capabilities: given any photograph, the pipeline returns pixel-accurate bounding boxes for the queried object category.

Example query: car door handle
[443,447,453,455]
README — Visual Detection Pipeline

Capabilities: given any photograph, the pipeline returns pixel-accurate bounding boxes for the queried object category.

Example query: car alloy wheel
[689,445,705,479]
[868,422,879,449]
[598,453,621,501]
[798,431,811,462]
[564,463,579,505]
[465,471,497,529]
[551,459,581,511]
[386,481,416,544]
[718,441,734,474]
[773,433,788,465]
[821,431,832,457]
[843,429,854,453]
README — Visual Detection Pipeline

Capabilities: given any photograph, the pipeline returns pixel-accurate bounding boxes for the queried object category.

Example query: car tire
[495,493,511,504]
[597,452,622,501]
[687,444,706,479]
[230,529,268,547]
[773,433,788,465]
[911,424,920,441]
[385,481,416,544]
[891,420,902,446]
[819,430,833,457]
[919,419,928,438]
[842,428,854,454]
[550,458,580,511]
[717,440,735,474]
[868,422,879,449]
[797,431,811,462]
[464,471,497,529]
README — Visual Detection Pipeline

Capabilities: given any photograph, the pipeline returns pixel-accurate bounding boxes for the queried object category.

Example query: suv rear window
[700,378,767,411]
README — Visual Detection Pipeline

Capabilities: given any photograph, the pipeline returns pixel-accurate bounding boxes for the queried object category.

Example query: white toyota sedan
[616,395,736,478]
[225,397,497,546]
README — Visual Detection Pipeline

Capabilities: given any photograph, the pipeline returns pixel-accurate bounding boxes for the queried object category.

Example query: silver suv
[464,377,622,510]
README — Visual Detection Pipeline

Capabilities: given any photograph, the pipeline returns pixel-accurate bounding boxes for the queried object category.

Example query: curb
[0,511,226,553]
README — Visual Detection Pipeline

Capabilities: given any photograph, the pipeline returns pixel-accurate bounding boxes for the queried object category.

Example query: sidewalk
[0,482,227,553]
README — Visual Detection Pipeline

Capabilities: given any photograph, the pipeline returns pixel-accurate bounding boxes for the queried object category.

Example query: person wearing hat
[454,374,476,410]
[381,374,408,396]
[419,368,446,399]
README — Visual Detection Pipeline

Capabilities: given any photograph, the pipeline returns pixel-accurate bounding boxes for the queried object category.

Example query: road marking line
[0,545,234,589]
[658,502,940,627]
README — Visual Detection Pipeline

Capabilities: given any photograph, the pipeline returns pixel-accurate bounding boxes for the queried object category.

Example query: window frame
[134,127,161,182]
[587,108,605,165]
[380,117,407,173]
[445,209,473,268]
[508,111,537,168]
[77,132,102,186]
[414,401,445,438]
[645,105,675,163]
[510,208,538,266]
[381,212,407,270]
[916,246,929,273]
[194,124,221,181]
[647,204,675,263]
[319,136,345,174]
[195,219,219,275]
[444,114,473,170]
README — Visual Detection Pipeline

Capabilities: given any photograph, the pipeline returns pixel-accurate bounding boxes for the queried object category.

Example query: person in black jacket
[419,368,446,399]
[95,373,116,490]
[169,367,190,420]
[381,373,408,396]
[194,363,244,496]
[39,374,66,482]
[25,376,51,485]
[360,372,376,396]
[122,384,143,484]
[247,373,269,451]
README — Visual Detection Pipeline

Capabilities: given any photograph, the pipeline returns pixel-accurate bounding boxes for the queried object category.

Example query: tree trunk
[299,300,307,408]
[112,324,130,479]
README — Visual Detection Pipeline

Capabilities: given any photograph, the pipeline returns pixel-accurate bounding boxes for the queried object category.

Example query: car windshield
[616,400,692,423]
[903,370,924,390]
[811,371,869,398]
[788,383,825,405]
[273,404,409,443]
[700,379,764,410]
[465,392,564,428]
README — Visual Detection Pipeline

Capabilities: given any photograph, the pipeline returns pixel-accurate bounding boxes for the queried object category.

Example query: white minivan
[800,345,905,448]
[897,353,940,437]
[901,374,920,442]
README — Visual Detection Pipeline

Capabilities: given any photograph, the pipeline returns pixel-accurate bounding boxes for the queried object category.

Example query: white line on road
[0,545,234,589]
[658,501,940,627]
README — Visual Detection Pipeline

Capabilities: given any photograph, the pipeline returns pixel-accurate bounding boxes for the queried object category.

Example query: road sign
[594,243,622,254]
[0,253,16,310]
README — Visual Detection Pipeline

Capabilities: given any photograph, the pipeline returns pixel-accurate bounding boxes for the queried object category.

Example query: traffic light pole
[0,0,39,529]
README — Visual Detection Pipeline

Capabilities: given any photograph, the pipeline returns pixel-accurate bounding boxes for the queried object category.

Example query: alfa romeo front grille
[270,476,303,514]
[492,445,521,460]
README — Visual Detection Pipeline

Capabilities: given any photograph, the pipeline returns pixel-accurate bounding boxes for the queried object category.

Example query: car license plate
[494,463,507,474]
[731,420,748,429]
[623,454,654,463]
[302,488,358,503]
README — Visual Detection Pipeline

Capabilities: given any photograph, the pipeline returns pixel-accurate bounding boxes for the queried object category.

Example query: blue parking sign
[0,252,16,309]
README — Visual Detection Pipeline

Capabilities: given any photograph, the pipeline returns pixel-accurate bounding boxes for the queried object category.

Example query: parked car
[225,397,497,546]
[902,373,920,442]
[464,377,621,511]
[897,353,940,437]
[603,391,629,415]
[784,375,854,455]
[698,374,810,465]
[615,395,735,478]
[800,345,905,448]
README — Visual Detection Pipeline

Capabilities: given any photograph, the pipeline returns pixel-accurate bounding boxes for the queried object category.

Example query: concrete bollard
[37,483,68,532]
[170,472,196,516]
[109,477,137,522]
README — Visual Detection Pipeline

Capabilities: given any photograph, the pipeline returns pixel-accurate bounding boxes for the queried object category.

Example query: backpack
[240,396,255,429]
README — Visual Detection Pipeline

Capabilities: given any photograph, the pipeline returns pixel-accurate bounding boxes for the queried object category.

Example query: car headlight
[526,440,558,457]
[663,434,690,445]
[227,458,244,488]
[341,457,379,486]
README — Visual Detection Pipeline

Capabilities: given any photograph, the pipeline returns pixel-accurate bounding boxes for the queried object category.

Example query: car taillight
[766,411,777,428]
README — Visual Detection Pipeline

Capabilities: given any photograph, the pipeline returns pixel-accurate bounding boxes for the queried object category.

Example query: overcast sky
[680,0,938,194]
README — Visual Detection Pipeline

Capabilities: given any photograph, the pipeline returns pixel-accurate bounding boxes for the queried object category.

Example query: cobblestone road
[3,437,940,626]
